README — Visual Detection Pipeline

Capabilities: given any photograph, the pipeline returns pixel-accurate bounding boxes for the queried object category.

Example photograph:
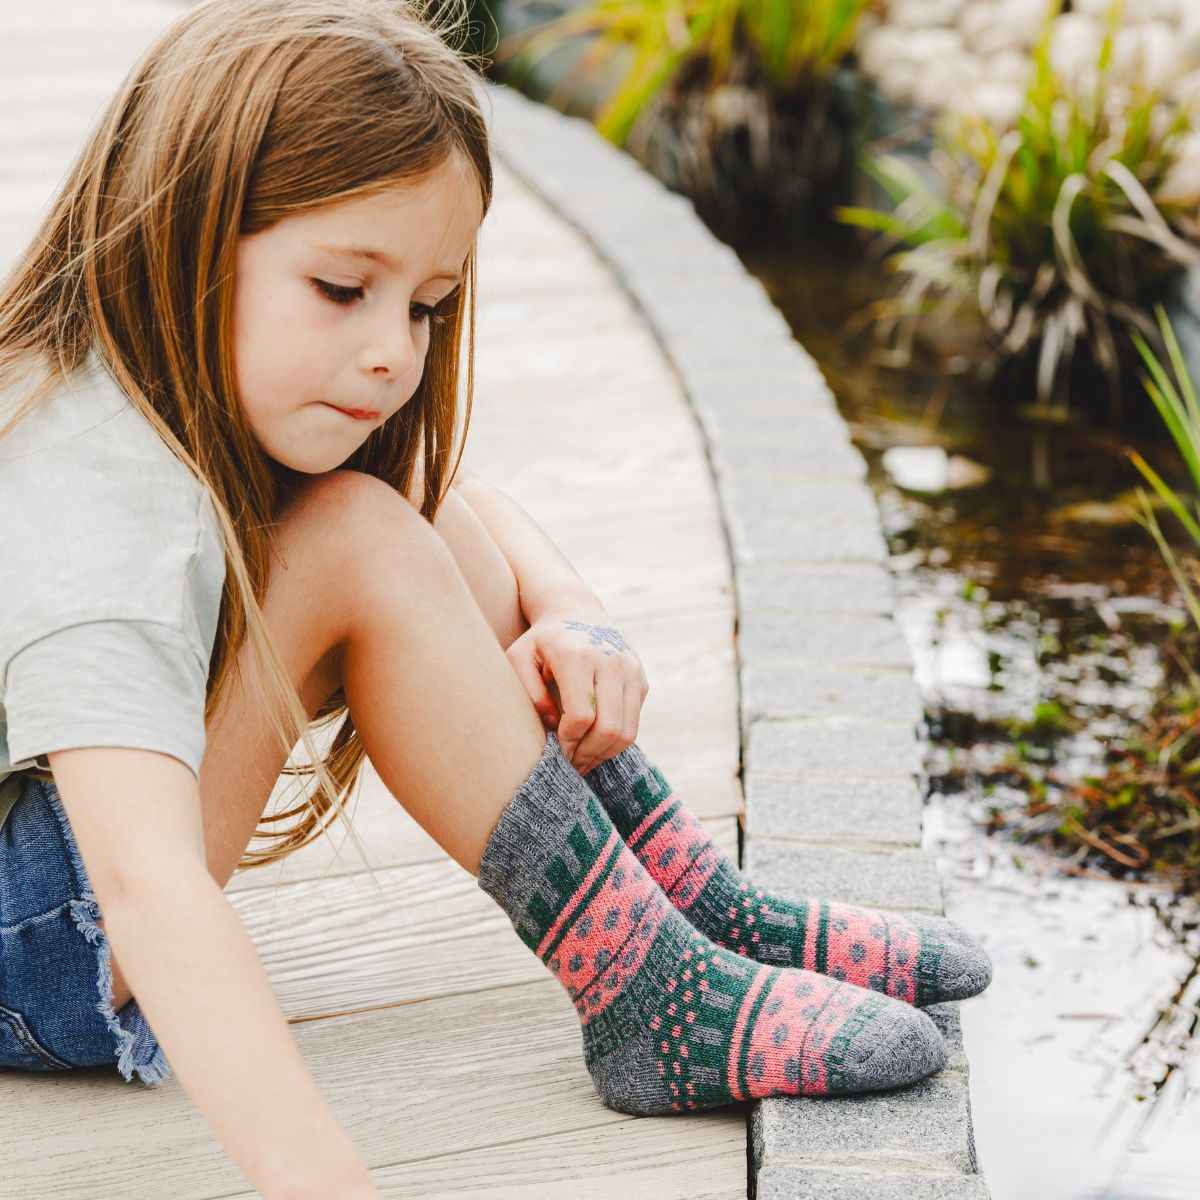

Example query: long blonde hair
[0,0,494,877]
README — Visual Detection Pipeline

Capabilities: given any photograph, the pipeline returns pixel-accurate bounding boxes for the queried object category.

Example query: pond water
[739,230,1200,1199]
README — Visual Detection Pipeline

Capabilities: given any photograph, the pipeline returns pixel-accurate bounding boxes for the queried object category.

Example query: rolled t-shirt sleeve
[4,618,210,779]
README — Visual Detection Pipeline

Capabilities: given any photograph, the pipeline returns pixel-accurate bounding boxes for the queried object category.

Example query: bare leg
[104,471,543,1011]
[334,480,549,873]
[429,486,530,653]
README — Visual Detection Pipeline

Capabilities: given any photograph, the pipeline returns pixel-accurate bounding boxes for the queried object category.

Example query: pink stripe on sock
[565,867,670,1023]
[635,804,719,898]
[627,796,676,847]
[726,967,769,1101]
[741,972,856,1098]
[536,827,622,960]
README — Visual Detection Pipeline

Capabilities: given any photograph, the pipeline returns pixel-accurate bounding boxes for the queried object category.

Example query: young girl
[0,0,991,1194]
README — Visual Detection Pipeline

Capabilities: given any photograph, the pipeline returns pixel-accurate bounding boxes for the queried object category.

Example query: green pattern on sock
[584,741,993,1008]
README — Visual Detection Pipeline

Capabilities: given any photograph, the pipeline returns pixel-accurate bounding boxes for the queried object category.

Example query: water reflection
[929,796,1199,1199]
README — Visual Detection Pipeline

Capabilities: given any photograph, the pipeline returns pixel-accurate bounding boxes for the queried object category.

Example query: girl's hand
[505,605,649,775]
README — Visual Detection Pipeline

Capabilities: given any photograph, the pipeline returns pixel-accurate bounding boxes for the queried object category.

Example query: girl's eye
[411,302,450,327]
[312,279,450,326]
[312,278,362,305]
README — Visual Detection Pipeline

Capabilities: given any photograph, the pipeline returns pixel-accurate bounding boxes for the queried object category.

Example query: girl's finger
[505,644,558,727]
[621,671,642,748]
[553,657,598,767]
[585,671,640,775]
[575,660,624,774]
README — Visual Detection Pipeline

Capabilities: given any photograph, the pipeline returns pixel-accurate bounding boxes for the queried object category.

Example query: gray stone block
[752,1069,980,1176]
[744,839,945,913]
[738,612,912,668]
[713,437,869,480]
[644,297,798,343]
[724,480,880,524]
[669,337,834,379]
[699,406,853,445]
[743,773,923,848]
[756,1166,992,1200]
[729,515,889,566]
[738,564,898,615]
[923,1003,968,1072]
[748,719,921,777]
[741,664,923,725]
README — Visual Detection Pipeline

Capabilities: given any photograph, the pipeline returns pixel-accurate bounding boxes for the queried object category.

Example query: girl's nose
[363,312,419,378]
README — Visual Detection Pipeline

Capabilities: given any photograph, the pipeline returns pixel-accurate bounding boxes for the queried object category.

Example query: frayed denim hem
[40,782,172,1087]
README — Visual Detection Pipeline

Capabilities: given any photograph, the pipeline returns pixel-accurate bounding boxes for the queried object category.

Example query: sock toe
[840,1002,949,1093]
[930,921,993,1003]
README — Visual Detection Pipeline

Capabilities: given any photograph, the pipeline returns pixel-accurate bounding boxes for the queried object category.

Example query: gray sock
[477,733,949,1114]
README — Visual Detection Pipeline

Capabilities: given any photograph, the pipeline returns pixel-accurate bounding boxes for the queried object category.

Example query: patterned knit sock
[476,732,948,1115]
[582,741,992,1008]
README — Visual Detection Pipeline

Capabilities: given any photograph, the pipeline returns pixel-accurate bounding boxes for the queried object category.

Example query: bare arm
[453,474,602,624]
[47,746,378,1200]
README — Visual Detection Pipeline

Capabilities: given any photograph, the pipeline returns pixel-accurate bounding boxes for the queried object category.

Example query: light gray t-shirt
[0,350,226,833]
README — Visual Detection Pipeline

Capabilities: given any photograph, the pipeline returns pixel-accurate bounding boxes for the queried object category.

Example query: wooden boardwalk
[0,2,748,1195]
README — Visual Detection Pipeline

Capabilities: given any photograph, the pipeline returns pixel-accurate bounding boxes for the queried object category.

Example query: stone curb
[482,80,991,1200]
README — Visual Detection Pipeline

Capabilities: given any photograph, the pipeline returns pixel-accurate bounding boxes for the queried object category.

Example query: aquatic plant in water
[836,0,1200,428]
[1038,307,1200,887]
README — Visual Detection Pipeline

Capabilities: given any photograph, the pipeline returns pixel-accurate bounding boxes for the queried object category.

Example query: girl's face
[231,155,482,474]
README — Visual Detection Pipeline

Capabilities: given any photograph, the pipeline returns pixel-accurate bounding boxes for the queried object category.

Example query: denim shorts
[0,774,170,1086]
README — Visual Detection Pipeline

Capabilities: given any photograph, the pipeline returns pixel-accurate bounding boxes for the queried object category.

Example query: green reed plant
[1128,306,1200,637]
[497,0,873,146]
[837,0,1200,420]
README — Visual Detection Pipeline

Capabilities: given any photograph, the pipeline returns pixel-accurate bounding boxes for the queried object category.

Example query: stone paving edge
[481,79,991,1200]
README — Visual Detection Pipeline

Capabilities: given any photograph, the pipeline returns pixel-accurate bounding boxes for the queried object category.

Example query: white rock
[1048,12,1103,88]
[903,27,966,65]
[890,0,969,28]
[857,25,915,79]
[987,47,1035,87]
[912,57,974,111]
[1071,0,1136,17]
[1113,22,1183,85]
[876,58,924,105]
[960,0,1047,58]
[960,79,1025,125]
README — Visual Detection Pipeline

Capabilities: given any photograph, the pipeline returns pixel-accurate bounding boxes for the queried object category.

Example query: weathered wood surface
[0,2,747,1196]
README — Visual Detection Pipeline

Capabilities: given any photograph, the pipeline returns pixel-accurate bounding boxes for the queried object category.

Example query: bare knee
[273,469,465,653]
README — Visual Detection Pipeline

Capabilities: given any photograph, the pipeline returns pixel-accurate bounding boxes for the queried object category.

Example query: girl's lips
[323,403,380,421]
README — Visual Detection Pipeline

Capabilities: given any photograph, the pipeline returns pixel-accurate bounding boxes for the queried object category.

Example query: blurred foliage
[836,0,1200,422]
[494,0,879,230]
[497,0,874,145]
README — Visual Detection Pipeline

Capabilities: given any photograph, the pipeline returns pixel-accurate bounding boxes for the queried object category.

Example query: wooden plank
[4,979,746,1200]
[219,1111,749,1200]
[225,818,740,1019]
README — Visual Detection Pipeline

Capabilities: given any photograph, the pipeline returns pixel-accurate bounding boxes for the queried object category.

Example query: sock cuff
[476,731,598,912]
[584,741,659,837]
[585,740,649,795]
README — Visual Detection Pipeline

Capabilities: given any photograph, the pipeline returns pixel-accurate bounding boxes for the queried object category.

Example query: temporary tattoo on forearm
[562,619,630,656]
